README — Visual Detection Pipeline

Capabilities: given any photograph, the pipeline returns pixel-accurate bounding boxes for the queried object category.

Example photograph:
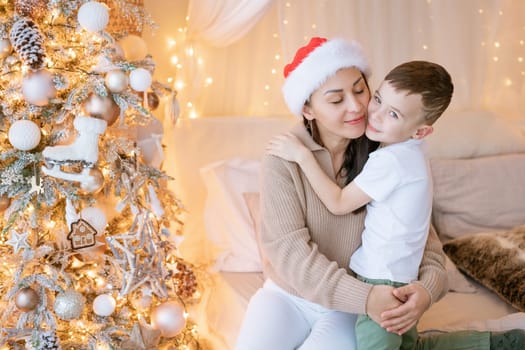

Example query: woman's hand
[266,132,309,163]
[366,285,403,325]
[380,283,431,335]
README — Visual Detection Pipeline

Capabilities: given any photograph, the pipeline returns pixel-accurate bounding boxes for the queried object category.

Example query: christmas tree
[0,1,204,349]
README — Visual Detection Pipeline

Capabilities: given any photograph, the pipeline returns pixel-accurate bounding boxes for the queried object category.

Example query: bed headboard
[163,116,295,262]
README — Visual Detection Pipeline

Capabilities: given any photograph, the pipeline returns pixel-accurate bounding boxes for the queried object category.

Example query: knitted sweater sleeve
[259,154,372,314]
[416,224,448,304]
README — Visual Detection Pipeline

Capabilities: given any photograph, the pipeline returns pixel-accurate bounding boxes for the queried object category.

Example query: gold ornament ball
[0,39,12,59]
[0,195,10,211]
[84,94,120,126]
[104,70,129,93]
[151,301,187,338]
[15,287,39,312]
[79,168,105,194]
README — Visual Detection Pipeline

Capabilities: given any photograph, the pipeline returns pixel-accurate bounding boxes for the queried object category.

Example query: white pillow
[423,110,525,159]
[200,158,262,272]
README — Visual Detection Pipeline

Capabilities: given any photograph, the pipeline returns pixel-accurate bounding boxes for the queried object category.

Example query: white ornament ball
[77,1,109,32]
[151,301,186,338]
[118,35,148,61]
[53,290,85,320]
[79,168,105,194]
[105,70,129,93]
[22,70,56,106]
[129,68,152,92]
[80,206,107,233]
[93,294,116,317]
[8,120,41,151]
[0,38,12,58]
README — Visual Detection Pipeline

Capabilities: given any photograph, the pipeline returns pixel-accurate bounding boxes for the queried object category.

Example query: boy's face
[366,80,431,145]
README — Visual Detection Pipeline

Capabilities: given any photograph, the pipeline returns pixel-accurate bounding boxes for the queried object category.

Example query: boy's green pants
[356,277,490,350]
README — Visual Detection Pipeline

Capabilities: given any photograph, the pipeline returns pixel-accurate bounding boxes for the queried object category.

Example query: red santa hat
[282,37,371,117]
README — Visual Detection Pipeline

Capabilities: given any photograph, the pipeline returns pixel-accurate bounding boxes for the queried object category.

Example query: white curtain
[177,0,525,120]
[186,0,274,47]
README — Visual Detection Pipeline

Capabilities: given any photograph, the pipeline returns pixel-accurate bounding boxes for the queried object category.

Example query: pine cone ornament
[14,0,48,20]
[28,330,61,350]
[10,17,46,70]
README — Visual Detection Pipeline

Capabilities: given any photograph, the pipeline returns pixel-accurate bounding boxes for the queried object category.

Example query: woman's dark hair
[303,73,379,212]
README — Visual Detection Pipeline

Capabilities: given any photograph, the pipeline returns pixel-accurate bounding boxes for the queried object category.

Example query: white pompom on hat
[282,37,371,117]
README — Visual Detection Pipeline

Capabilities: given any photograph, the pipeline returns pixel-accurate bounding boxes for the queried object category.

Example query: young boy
[267,60,451,349]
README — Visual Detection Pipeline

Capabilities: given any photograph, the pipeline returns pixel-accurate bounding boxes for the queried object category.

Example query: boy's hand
[266,132,309,163]
[366,285,403,325]
[380,283,431,335]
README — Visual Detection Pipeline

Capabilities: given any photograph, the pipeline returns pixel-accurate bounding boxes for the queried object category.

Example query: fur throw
[443,224,525,312]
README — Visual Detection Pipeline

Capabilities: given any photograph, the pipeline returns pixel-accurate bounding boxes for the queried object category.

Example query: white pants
[235,280,357,350]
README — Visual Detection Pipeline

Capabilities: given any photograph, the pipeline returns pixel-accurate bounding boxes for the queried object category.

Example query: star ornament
[5,231,31,254]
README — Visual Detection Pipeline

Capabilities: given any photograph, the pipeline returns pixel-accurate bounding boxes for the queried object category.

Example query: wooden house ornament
[68,218,98,250]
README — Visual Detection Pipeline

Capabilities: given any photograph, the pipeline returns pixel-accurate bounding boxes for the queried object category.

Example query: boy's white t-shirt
[350,139,432,283]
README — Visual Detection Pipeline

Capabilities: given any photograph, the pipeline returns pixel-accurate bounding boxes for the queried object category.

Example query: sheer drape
[167,0,525,119]
[186,0,274,47]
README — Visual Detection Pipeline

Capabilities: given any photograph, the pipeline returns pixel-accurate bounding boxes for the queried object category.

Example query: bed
[164,112,525,349]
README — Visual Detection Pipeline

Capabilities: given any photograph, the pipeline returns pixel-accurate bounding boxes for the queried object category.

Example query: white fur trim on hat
[282,38,370,117]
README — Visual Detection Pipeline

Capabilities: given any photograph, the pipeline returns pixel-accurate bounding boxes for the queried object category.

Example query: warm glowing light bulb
[170,55,179,65]
[167,38,177,48]
[205,77,213,86]
[494,41,500,48]
[175,80,185,90]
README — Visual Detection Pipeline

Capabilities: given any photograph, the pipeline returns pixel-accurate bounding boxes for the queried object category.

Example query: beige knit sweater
[259,123,448,315]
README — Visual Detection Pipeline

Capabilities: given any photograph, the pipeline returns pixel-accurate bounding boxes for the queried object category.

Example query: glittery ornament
[53,289,85,320]
[105,70,129,93]
[83,94,120,126]
[14,0,48,20]
[77,1,110,32]
[0,195,10,212]
[151,301,186,338]
[8,119,41,151]
[15,287,39,312]
[173,261,198,299]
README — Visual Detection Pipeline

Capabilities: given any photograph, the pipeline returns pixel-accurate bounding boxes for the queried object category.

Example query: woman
[235,37,448,350]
